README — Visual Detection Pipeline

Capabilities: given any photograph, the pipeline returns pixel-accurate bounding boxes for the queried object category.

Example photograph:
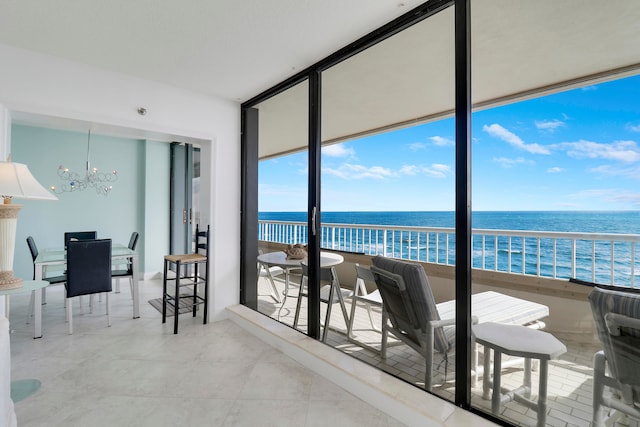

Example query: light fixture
[50,130,117,195]
[0,162,58,289]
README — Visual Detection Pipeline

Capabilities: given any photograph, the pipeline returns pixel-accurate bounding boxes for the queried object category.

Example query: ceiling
[1,1,639,152]
[255,1,640,158]
[0,0,427,103]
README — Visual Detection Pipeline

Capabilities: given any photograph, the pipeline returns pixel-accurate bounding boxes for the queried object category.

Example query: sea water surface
[260,211,640,234]
[259,211,640,286]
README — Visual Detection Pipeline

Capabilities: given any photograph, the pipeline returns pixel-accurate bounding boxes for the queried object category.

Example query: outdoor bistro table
[256,251,344,319]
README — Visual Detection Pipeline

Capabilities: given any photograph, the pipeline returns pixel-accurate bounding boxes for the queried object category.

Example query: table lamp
[0,162,57,289]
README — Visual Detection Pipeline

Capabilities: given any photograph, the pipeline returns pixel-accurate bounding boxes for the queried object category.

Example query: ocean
[259,211,640,286]
[260,211,640,234]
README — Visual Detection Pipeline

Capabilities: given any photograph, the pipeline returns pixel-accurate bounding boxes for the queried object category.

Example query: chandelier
[50,131,117,196]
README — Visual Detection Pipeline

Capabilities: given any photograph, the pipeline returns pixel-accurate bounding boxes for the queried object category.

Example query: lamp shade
[0,162,57,200]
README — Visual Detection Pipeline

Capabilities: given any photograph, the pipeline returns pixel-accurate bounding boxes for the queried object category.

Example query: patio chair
[589,286,640,427]
[370,257,462,391]
[347,263,383,353]
[293,262,350,342]
[370,255,549,391]
[258,249,283,303]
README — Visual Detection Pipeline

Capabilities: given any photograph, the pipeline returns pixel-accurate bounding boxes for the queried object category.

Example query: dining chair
[65,239,112,334]
[113,231,139,295]
[25,236,67,323]
[64,231,97,248]
[293,262,350,342]
[162,224,210,334]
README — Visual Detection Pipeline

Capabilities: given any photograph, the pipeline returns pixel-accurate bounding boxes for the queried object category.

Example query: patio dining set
[258,250,640,427]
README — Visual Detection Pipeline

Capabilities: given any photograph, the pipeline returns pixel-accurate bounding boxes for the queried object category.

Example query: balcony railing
[258,220,640,288]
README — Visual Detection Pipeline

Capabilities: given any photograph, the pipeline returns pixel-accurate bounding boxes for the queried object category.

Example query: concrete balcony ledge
[226,304,497,427]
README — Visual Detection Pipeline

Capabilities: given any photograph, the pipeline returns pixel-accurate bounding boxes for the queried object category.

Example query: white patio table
[256,251,344,319]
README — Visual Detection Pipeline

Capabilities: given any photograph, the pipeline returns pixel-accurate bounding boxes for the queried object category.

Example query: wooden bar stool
[162,224,210,334]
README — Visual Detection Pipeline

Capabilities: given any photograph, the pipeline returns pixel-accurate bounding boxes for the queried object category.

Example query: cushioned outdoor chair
[371,257,460,391]
[589,286,640,427]
[370,255,549,391]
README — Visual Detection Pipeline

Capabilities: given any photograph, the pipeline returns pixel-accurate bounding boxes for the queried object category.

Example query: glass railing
[259,219,640,288]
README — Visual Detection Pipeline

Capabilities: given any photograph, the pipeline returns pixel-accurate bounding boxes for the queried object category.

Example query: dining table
[256,250,344,319]
[34,243,140,319]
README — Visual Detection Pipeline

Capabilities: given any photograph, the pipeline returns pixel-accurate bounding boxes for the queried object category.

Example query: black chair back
[64,231,97,248]
[27,236,39,280]
[66,239,112,298]
[26,236,38,261]
[128,232,140,250]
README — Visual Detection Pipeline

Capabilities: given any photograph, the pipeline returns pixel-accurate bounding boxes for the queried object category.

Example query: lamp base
[0,270,23,290]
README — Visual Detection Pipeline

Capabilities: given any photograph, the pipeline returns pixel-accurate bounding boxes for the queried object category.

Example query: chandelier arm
[50,130,117,196]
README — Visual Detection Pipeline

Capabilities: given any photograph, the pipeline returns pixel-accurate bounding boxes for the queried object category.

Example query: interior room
[1,1,640,426]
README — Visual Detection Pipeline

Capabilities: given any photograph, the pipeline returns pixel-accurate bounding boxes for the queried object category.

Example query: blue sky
[259,74,640,212]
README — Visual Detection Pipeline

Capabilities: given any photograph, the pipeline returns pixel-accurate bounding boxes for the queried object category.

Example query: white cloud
[556,139,640,162]
[492,157,528,168]
[483,123,550,154]
[323,144,355,157]
[422,163,451,178]
[535,119,565,131]
[581,85,597,91]
[430,136,454,146]
[323,163,394,180]
[569,188,640,206]
[408,142,428,151]
[399,163,450,178]
[324,162,451,180]
[547,167,564,173]
[626,123,640,132]
[589,164,640,179]
[399,165,420,175]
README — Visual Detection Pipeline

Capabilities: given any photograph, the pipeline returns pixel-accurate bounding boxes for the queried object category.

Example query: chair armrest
[430,315,478,329]
[605,312,640,336]
[430,318,456,329]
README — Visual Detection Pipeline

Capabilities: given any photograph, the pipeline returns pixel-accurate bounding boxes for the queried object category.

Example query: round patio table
[257,251,344,319]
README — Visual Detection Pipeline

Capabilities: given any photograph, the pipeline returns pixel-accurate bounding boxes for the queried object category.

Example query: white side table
[473,322,566,427]
[1,280,49,338]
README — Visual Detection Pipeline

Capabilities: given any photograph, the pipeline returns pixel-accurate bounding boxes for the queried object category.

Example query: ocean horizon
[259,211,640,286]
[259,210,640,234]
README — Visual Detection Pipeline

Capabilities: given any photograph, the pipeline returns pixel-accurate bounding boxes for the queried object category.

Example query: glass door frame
[241,0,475,411]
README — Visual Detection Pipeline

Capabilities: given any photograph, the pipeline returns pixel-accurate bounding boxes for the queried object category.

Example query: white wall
[0,43,241,321]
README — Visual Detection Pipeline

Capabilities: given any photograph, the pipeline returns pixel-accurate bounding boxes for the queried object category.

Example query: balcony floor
[257,273,636,427]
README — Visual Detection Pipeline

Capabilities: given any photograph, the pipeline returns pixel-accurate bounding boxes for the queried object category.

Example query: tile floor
[7,279,408,427]
[256,271,639,427]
